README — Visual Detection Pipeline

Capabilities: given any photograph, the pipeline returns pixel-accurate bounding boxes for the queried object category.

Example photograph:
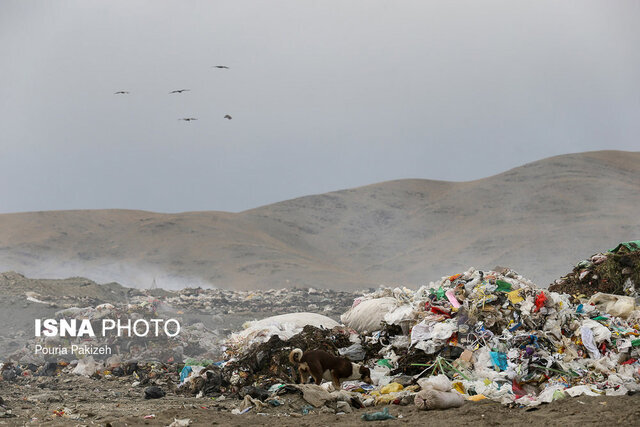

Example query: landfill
[0,273,356,362]
[9,298,221,365]
[332,265,640,407]
[2,245,640,424]
[180,262,640,410]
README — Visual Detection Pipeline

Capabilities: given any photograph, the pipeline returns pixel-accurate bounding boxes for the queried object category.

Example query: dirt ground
[2,375,640,426]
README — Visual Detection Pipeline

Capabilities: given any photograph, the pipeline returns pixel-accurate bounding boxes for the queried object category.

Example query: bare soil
[2,375,640,426]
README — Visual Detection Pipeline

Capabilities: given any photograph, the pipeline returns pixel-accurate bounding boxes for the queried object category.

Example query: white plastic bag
[418,374,451,392]
[383,304,415,325]
[72,356,102,376]
[338,343,366,361]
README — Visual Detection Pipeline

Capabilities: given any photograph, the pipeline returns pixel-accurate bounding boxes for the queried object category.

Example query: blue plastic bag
[490,351,508,371]
[179,365,192,383]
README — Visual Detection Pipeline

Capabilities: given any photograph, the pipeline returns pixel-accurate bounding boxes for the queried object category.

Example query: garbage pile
[222,325,355,389]
[163,287,356,318]
[4,278,361,362]
[549,241,640,297]
[223,312,341,358]
[6,257,640,414]
[1,270,356,321]
[208,265,640,410]
[1,357,182,392]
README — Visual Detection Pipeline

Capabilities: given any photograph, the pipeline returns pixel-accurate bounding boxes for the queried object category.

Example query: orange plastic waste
[467,394,487,401]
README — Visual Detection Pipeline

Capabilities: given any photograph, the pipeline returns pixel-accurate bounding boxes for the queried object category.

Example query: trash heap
[6,283,360,363]
[222,325,354,389]
[339,266,640,406]
[164,287,356,318]
[549,240,640,297]
[5,256,640,414]
[212,265,640,411]
[223,312,341,358]
[1,357,182,391]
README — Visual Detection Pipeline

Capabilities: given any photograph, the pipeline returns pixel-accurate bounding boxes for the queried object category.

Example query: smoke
[0,256,215,290]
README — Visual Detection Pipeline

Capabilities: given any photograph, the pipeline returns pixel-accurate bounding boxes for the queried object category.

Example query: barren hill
[1,150,638,290]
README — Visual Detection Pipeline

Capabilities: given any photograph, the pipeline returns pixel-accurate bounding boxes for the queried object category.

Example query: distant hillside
[1,150,638,290]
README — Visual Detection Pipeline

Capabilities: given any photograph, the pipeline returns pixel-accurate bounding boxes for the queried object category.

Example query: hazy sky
[1,1,639,214]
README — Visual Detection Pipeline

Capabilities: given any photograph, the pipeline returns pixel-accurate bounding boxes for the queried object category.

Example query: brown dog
[289,348,372,389]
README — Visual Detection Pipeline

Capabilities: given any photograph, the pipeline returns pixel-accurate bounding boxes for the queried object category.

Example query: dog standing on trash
[289,348,372,388]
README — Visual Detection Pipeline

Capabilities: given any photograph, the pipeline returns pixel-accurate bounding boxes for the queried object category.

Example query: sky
[1,0,639,214]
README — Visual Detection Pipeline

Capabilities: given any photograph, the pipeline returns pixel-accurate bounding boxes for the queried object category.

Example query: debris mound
[222,325,353,388]
[213,264,640,408]
[549,241,640,297]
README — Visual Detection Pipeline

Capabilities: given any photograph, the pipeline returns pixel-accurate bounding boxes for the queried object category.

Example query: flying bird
[212,65,230,69]
[114,91,129,94]
[179,117,198,121]
[169,89,190,94]
[224,115,232,120]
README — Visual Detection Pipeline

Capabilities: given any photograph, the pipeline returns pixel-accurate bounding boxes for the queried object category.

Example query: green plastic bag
[361,407,395,421]
[376,359,393,369]
[610,241,640,253]
[495,280,512,292]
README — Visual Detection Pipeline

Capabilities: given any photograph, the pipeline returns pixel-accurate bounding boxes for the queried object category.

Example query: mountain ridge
[1,150,638,290]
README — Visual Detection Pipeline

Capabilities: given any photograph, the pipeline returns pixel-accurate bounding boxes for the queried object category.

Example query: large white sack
[244,312,339,331]
[340,297,397,333]
[414,388,464,410]
[227,312,340,352]
[588,293,636,319]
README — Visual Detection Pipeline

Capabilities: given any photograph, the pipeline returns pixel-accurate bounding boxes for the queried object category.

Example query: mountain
[1,150,638,290]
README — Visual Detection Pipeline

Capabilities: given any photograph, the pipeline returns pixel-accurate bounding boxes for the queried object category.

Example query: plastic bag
[338,343,366,361]
[361,407,395,421]
[72,356,101,377]
[383,304,415,325]
[370,365,392,386]
[380,382,403,394]
[227,312,339,352]
[418,374,451,392]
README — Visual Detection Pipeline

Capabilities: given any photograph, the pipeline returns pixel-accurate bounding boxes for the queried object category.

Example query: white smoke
[0,256,215,290]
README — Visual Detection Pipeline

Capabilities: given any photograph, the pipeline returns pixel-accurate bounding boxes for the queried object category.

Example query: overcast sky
[1,0,639,214]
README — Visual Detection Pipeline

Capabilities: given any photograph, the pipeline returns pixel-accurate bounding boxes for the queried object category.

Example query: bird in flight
[169,89,190,94]
[224,115,232,120]
[114,91,129,94]
[212,65,230,69]
[179,117,198,122]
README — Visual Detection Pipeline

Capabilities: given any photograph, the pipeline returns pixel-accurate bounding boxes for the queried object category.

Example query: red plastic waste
[512,378,526,398]
[534,292,547,312]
